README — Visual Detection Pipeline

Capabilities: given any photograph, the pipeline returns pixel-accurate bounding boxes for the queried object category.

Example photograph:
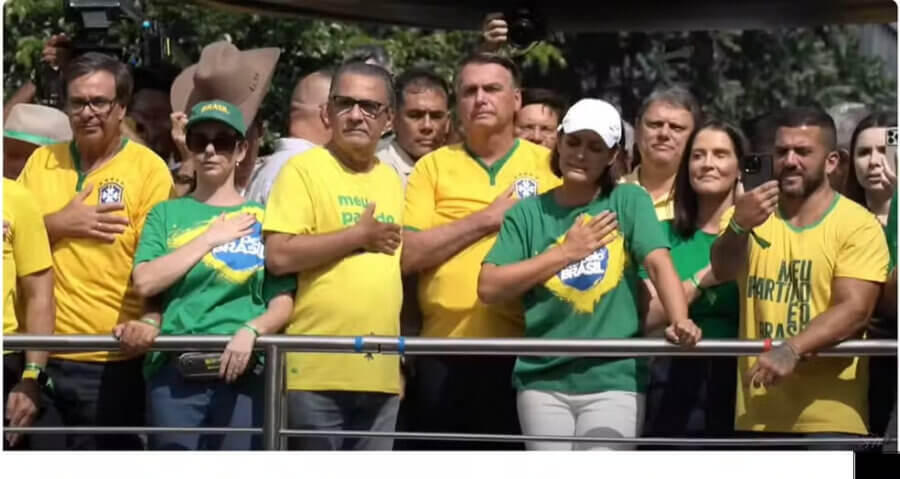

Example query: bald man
[245,67,334,204]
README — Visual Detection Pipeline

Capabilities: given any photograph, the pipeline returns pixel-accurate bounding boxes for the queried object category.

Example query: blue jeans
[287,390,399,450]
[147,362,264,450]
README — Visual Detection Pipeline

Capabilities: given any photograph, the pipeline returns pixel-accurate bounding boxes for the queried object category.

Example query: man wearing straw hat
[3,103,72,179]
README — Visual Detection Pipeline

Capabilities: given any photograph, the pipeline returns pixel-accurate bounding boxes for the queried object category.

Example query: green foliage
[4,0,896,140]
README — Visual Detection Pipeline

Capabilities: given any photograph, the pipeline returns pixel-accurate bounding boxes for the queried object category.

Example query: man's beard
[779,167,826,198]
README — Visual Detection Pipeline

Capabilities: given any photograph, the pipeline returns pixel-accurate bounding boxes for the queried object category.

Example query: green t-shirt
[637,220,739,338]
[484,184,669,394]
[886,192,897,271]
[134,196,296,377]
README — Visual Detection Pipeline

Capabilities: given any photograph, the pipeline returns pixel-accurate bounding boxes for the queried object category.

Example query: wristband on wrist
[688,273,702,290]
[139,316,160,328]
[728,217,747,235]
[241,323,260,338]
[21,369,40,381]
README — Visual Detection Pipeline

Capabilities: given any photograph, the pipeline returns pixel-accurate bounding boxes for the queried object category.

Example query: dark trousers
[3,353,65,450]
[45,357,146,450]
[394,355,522,450]
[641,356,737,450]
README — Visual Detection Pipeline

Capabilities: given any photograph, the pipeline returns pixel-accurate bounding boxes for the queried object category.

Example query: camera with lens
[36,1,171,107]
[503,7,547,48]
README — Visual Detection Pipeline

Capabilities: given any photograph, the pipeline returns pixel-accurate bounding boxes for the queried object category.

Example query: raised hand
[733,180,779,231]
[203,213,256,248]
[559,211,619,263]
[58,183,130,243]
[355,203,402,255]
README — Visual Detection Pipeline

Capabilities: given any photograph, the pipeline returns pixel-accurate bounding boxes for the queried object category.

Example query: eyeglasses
[186,132,240,154]
[65,97,117,115]
[330,95,387,118]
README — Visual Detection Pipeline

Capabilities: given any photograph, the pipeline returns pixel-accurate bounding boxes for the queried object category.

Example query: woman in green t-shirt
[479,99,701,451]
[639,120,744,445]
[121,100,295,450]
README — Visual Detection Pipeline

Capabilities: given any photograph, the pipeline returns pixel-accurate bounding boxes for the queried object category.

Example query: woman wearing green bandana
[123,100,295,450]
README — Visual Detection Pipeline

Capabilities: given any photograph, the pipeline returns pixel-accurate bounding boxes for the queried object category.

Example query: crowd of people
[2,15,898,452]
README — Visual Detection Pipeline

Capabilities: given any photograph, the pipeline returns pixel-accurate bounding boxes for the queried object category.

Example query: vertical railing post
[263,344,282,450]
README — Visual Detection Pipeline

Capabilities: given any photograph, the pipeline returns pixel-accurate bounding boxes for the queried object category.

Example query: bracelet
[762,338,773,352]
[24,362,44,372]
[21,369,40,381]
[688,273,702,289]
[728,217,747,235]
[241,323,260,338]
[139,317,160,328]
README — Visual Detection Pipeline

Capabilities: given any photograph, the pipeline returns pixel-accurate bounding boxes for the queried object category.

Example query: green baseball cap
[185,100,247,137]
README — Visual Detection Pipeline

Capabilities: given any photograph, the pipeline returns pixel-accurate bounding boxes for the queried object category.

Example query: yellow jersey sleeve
[835,213,889,283]
[718,206,735,235]
[263,156,315,235]
[10,184,53,277]
[16,147,50,213]
[134,159,175,233]
[403,153,437,231]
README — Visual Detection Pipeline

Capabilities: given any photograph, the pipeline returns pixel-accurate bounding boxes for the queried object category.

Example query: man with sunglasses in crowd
[264,61,404,450]
[16,52,174,450]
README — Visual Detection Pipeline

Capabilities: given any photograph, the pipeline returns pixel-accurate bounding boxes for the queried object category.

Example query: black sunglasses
[186,132,241,154]
[330,95,387,118]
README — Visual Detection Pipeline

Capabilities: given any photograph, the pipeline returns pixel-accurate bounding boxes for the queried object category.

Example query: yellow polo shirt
[404,139,561,338]
[263,147,404,394]
[3,179,54,337]
[619,165,674,221]
[18,139,174,362]
[722,194,888,435]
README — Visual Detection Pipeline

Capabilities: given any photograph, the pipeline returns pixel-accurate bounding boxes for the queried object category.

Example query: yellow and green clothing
[404,139,561,339]
[725,194,889,435]
[17,139,174,362]
[619,165,675,221]
[134,197,296,378]
[485,184,668,393]
[263,147,404,394]
[3,179,53,337]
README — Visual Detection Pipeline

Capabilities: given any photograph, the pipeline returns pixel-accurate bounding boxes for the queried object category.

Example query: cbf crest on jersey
[98,179,125,205]
[544,216,628,314]
[513,175,539,199]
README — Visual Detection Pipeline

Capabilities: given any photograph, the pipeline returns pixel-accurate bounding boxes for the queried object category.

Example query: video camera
[36,0,172,108]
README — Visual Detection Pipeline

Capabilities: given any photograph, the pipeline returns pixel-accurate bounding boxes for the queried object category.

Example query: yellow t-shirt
[17,139,174,362]
[3,179,54,337]
[263,147,404,394]
[404,139,561,338]
[725,194,888,435]
[618,165,675,221]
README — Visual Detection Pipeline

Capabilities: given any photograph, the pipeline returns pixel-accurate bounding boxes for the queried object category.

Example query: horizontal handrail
[4,426,890,448]
[3,335,896,357]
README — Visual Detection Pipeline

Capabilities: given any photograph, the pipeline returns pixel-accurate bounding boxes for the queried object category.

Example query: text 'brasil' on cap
[186,100,247,137]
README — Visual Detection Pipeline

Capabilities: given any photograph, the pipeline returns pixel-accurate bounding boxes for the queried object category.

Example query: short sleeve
[134,203,169,265]
[835,214,889,283]
[483,201,530,266]
[16,147,49,213]
[620,185,669,264]
[263,158,315,235]
[403,154,437,231]
[262,270,297,304]
[135,156,176,233]
[12,187,52,277]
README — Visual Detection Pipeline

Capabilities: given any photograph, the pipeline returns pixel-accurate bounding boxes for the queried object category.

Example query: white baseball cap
[558,98,623,149]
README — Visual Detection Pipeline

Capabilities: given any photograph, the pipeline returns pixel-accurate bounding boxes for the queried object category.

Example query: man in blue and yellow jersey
[711,107,888,450]
[264,62,404,451]
[17,52,174,450]
[398,53,560,450]
[619,86,701,220]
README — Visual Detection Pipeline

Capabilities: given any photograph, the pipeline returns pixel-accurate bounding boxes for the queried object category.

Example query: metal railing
[3,335,897,450]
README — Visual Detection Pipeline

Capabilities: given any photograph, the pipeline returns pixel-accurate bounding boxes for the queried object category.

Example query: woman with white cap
[478,98,701,450]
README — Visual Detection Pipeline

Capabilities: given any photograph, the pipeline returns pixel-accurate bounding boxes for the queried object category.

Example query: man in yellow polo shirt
[264,62,404,450]
[711,107,887,450]
[619,86,701,220]
[399,53,560,450]
[3,178,62,450]
[17,53,174,450]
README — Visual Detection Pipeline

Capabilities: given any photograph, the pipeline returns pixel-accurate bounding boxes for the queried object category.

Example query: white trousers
[517,389,645,451]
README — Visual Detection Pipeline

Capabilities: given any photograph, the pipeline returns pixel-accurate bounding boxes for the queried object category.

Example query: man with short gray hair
[621,86,702,220]
[264,62,404,450]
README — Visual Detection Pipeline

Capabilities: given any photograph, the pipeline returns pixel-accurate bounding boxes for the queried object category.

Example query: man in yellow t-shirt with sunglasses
[711,107,888,450]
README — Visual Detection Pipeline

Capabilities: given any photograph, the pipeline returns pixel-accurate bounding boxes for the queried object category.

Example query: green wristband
[139,317,160,328]
[241,323,260,338]
[728,217,747,235]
